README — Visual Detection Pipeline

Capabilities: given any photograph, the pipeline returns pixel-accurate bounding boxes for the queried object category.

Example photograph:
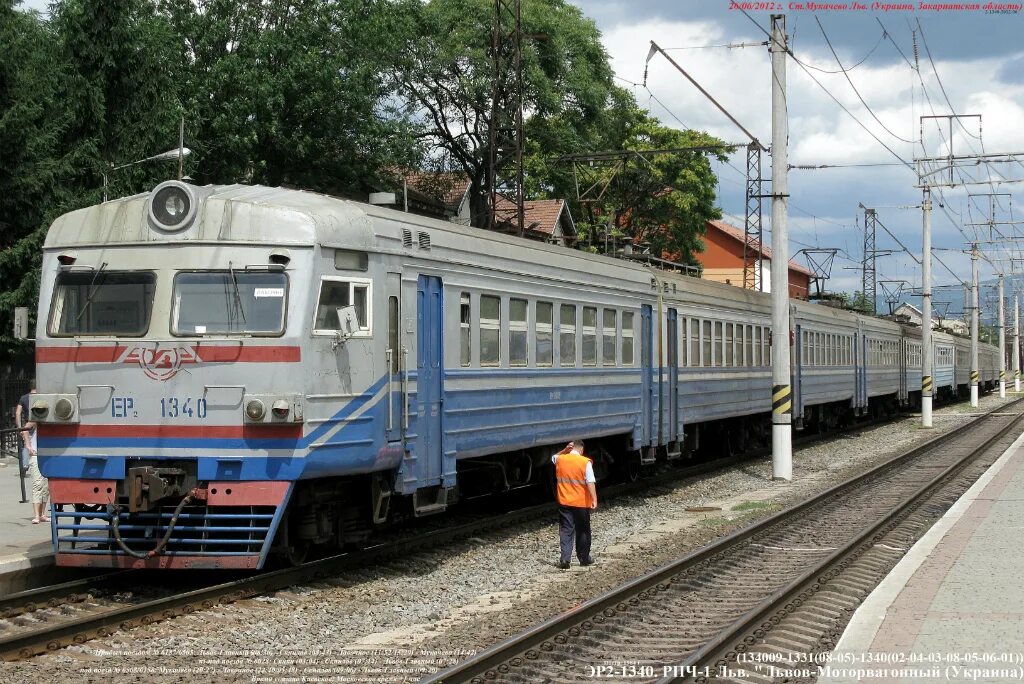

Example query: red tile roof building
[697,219,812,300]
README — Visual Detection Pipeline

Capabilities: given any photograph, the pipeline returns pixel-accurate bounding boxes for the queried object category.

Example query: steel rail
[664,401,1024,683]
[0,449,750,661]
[0,570,139,618]
[0,398,984,662]
[421,398,1024,684]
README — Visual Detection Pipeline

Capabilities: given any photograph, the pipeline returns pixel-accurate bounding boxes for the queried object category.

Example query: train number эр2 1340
[160,397,208,419]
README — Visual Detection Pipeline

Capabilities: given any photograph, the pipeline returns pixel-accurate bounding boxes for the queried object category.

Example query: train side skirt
[49,479,293,569]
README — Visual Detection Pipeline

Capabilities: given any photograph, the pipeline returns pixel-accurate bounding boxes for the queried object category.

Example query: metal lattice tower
[863,207,877,315]
[743,142,764,290]
[487,0,524,235]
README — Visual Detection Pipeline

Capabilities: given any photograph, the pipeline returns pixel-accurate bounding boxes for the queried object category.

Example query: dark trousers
[558,505,592,564]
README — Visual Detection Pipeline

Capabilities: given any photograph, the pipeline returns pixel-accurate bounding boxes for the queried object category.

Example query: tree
[392,0,614,227]
[0,1,74,359]
[162,0,421,194]
[527,87,729,264]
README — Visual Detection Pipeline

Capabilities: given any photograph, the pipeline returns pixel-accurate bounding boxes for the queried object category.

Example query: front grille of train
[53,504,276,557]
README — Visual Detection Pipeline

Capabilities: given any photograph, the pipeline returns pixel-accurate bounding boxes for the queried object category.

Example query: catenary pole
[921,186,933,427]
[1015,294,1021,392]
[999,275,1006,398]
[769,14,792,481]
[971,245,980,408]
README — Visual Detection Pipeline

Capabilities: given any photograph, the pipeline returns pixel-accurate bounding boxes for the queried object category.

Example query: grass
[730,500,776,512]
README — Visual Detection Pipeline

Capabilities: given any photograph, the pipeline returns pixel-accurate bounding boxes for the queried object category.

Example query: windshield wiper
[227,261,247,324]
[74,262,108,323]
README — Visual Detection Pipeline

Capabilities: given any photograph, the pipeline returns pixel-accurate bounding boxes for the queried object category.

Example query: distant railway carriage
[28,182,1003,569]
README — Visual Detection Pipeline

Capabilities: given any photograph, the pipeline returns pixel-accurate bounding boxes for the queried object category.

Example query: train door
[856,325,867,412]
[385,272,403,443]
[397,274,448,507]
[667,308,679,445]
[416,274,444,486]
[640,305,654,456]
[899,338,908,403]
[792,324,803,425]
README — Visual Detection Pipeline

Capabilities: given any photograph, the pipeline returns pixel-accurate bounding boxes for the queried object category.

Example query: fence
[1,357,33,461]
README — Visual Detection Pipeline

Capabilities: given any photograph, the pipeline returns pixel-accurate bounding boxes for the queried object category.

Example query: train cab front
[32,181,309,570]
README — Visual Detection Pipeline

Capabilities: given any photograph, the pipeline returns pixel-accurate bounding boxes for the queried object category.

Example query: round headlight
[147,181,197,232]
[55,398,75,421]
[245,400,266,422]
[30,400,49,418]
[272,400,290,418]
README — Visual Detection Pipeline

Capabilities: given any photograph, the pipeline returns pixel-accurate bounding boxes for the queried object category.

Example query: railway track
[423,398,1024,684]
[0,447,753,662]
[0,399,994,664]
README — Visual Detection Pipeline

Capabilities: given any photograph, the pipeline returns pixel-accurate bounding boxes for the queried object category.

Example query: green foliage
[530,87,729,263]
[0,2,73,358]
[393,0,614,226]
[162,0,421,192]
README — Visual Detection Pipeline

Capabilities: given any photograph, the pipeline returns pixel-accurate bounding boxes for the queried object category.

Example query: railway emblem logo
[121,346,199,381]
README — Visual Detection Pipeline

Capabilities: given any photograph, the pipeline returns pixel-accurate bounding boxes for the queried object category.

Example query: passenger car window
[560,304,577,366]
[311,277,368,335]
[582,306,597,366]
[50,271,156,337]
[602,309,616,366]
[460,293,471,367]
[622,312,634,365]
[174,271,287,336]
[480,295,500,366]
[536,302,553,367]
[510,298,528,367]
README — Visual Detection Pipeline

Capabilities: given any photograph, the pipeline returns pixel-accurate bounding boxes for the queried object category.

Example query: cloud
[595,12,1024,295]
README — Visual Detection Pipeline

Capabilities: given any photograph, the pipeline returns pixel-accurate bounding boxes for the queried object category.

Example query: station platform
[821,428,1024,683]
[0,454,55,594]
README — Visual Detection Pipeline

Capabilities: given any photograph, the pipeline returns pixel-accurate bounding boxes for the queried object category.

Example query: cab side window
[313,277,370,335]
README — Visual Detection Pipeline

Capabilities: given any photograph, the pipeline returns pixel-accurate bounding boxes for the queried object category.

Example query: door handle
[402,347,410,431]
[386,349,394,431]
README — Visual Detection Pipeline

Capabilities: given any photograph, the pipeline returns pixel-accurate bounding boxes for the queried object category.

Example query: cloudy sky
[570,0,1024,318]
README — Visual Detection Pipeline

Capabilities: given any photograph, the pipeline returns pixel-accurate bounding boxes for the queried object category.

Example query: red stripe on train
[36,345,301,363]
[39,423,303,439]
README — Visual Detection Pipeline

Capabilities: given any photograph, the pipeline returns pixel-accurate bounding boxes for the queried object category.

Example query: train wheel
[273,510,310,566]
[623,452,641,482]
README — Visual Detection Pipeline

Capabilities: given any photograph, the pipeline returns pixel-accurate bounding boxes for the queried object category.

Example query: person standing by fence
[14,380,36,474]
[21,421,49,523]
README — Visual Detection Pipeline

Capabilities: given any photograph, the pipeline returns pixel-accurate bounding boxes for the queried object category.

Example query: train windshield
[172,271,287,336]
[49,270,156,336]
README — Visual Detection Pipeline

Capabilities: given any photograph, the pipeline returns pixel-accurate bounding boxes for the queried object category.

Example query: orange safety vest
[555,451,592,508]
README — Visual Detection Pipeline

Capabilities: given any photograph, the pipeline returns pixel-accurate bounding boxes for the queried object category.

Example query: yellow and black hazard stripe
[971,370,980,383]
[921,375,933,393]
[772,384,792,416]
[1001,370,1007,380]
[1017,370,1022,379]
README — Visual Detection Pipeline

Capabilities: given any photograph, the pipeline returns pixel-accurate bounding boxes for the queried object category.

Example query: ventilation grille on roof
[418,232,431,250]
[402,229,413,248]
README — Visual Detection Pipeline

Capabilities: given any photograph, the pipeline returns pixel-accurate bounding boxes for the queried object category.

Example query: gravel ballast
[2,393,1017,684]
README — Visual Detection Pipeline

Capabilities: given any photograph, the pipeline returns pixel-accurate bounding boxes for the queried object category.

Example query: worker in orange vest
[552,440,597,569]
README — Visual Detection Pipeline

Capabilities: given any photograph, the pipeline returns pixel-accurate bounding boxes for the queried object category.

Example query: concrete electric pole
[971,245,980,408]
[1016,295,1021,392]
[921,187,933,428]
[769,14,792,481]
[999,275,1006,398]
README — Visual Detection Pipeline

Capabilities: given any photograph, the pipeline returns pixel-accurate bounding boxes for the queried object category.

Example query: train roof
[43,183,353,249]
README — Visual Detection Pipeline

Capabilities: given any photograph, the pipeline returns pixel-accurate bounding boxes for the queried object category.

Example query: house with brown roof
[375,169,577,246]
[492,196,578,246]
[697,219,812,300]
[375,169,473,224]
